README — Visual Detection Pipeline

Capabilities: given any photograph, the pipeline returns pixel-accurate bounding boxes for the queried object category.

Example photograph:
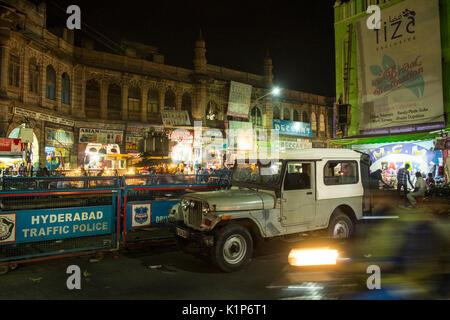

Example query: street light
[253,87,281,103]
[271,87,281,96]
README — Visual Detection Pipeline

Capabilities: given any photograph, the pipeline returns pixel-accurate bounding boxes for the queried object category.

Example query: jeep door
[281,161,316,226]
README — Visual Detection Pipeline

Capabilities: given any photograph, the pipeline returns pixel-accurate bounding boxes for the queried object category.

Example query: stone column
[100,79,108,119]
[38,122,46,169]
[121,84,128,121]
[141,86,148,123]
[22,50,28,103]
[70,69,76,116]
[0,44,9,96]
[56,70,62,111]
[192,81,206,120]
[263,98,272,130]
[40,60,46,106]
[158,89,165,113]
[175,89,182,111]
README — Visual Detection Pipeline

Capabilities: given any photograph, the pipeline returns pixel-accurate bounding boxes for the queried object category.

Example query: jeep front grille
[188,201,203,227]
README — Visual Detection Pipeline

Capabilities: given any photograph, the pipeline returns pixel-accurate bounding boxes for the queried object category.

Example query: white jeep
[169,149,366,272]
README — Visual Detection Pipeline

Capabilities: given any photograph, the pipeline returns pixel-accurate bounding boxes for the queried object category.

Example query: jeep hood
[184,188,275,211]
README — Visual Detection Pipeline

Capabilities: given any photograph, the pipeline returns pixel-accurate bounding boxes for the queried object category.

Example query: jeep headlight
[202,203,212,214]
[181,199,190,211]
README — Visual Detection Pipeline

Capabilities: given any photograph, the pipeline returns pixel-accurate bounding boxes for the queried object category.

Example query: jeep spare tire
[213,224,253,272]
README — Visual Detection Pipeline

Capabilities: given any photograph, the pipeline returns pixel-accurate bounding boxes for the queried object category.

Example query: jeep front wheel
[213,224,253,272]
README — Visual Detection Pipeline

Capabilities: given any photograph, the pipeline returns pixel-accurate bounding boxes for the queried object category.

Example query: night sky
[45,0,336,97]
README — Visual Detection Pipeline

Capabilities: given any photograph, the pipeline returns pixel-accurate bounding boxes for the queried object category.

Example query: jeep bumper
[167,220,214,247]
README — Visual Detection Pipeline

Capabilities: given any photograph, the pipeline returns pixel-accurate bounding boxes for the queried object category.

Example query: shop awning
[134,156,172,167]
[330,129,449,146]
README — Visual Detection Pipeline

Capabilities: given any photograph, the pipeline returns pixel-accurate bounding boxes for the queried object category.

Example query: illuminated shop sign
[368,143,436,175]
[273,119,312,137]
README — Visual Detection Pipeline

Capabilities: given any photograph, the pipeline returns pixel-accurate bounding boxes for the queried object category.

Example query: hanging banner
[227,81,253,118]
[161,111,191,126]
[356,0,444,133]
[14,107,74,127]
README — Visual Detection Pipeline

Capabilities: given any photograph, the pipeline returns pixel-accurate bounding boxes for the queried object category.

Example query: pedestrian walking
[397,164,413,204]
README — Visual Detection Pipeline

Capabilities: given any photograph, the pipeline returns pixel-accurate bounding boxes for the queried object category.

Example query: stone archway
[7,122,41,169]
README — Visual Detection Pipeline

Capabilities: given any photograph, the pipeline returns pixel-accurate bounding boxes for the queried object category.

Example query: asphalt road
[0,238,363,300]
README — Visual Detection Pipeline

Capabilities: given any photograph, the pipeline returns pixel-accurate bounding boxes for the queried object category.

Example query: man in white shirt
[407,171,427,207]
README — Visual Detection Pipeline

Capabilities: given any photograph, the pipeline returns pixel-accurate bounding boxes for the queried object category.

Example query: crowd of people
[395,163,440,208]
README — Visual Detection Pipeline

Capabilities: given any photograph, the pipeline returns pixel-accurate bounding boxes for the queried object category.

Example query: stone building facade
[0,0,333,170]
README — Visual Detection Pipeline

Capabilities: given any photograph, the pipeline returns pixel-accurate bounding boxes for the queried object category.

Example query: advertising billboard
[356,0,444,133]
[227,81,253,118]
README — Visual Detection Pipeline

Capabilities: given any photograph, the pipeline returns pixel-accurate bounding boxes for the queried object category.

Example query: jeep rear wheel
[213,224,253,272]
[328,213,354,239]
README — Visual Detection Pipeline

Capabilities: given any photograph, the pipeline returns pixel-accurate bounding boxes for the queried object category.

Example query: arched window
[273,106,280,119]
[46,65,56,100]
[165,89,176,110]
[128,87,141,117]
[147,89,159,114]
[311,112,317,132]
[319,114,325,132]
[61,73,70,104]
[293,110,300,121]
[108,83,122,111]
[206,101,219,120]
[250,106,262,127]
[29,58,39,94]
[283,108,290,120]
[85,79,100,118]
[181,92,192,114]
[302,111,309,123]
[8,54,20,88]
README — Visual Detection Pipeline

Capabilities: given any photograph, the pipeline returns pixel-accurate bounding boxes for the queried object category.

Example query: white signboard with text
[356,0,444,132]
[227,81,253,118]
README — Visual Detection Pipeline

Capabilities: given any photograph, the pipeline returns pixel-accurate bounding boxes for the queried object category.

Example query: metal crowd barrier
[0,172,231,266]
[121,173,231,246]
[0,176,121,267]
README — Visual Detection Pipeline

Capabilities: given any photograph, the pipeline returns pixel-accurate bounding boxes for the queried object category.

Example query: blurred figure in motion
[351,209,450,299]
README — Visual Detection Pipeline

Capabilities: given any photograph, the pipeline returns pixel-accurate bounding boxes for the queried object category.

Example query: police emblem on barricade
[131,203,151,228]
[0,213,16,243]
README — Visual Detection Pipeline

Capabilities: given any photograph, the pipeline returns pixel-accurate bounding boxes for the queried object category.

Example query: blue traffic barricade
[121,173,231,246]
[0,176,121,266]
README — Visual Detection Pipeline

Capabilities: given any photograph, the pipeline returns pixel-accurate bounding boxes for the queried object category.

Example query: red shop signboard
[0,138,23,152]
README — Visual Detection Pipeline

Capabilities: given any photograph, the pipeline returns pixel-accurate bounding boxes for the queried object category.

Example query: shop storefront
[8,124,37,170]
[78,128,125,169]
[226,121,253,163]
[352,140,441,188]
[45,127,74,170]
[0,138,24,174]
[434,134,450,183]
[273,119,313,152]
[197,128,225,169]
[331,131,448,187]
[12,107,76,171]
[170,129,194,165]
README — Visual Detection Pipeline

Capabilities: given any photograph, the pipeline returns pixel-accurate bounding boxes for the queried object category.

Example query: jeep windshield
[231,161,283,188]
